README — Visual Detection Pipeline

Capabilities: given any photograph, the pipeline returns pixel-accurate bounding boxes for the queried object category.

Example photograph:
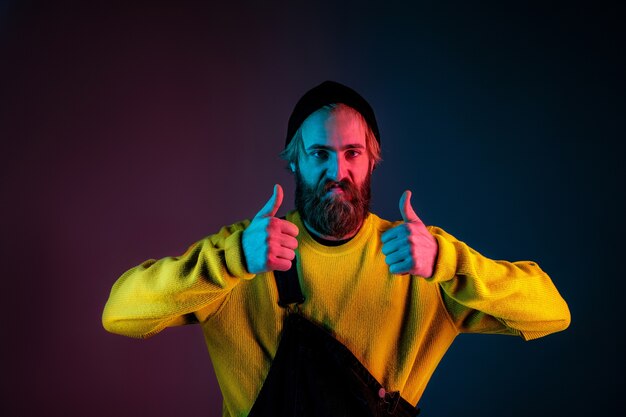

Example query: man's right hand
[242,184,299,274]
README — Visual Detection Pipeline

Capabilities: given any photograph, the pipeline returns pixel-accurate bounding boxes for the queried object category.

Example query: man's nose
[327,154,348,181]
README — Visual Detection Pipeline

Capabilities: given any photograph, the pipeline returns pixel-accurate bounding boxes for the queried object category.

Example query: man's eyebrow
[306,144,366,151]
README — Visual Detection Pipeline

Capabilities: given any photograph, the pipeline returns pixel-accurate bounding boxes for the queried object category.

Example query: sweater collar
[287,210,374,255]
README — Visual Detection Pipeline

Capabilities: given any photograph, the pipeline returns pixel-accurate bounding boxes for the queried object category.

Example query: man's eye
[311,150,328,159]
[346,150,361,158]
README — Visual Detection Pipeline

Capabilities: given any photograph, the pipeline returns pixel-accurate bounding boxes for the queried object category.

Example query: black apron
[248,253,421,417]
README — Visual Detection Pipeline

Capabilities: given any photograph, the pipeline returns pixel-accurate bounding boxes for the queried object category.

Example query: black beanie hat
[285,80,380,148]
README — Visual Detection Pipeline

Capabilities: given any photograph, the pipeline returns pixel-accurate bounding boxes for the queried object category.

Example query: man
[103,81,570,416]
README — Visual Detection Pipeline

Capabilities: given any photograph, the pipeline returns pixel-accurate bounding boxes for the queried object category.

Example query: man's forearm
[102,220,254,338]
[427,226,571,340]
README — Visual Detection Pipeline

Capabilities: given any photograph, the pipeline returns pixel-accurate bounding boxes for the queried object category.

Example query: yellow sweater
[102,210,570,417]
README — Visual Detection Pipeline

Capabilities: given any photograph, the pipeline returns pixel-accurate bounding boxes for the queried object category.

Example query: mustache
[320,178,357,195]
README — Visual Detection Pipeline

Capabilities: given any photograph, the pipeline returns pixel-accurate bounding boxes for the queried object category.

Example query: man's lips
[321,181,353,198]
[324,187,348,200]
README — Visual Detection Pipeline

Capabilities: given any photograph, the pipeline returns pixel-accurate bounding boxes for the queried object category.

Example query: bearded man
[103,81,570,417]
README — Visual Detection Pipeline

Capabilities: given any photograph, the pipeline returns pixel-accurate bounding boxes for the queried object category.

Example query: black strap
[274,258,305,307]
[274,216,305,308]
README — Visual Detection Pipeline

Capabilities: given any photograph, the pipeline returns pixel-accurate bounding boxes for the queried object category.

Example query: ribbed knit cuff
[425,227,458,283]
[517,329,550,341]
[224,230,255,280]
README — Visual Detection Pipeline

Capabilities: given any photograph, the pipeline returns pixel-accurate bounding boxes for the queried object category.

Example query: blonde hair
[279,103,382,170]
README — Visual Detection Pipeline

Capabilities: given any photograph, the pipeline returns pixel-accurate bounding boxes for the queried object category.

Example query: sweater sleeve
[102,220,255,339]
[425,226,571,341]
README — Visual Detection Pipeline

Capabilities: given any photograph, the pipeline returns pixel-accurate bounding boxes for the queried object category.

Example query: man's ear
[289,162,296,173]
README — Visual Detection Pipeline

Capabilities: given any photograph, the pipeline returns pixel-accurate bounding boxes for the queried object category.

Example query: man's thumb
[255,184,284,219]
[399,190,419,223]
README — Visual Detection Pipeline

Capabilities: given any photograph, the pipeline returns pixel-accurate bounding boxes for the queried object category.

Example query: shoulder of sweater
[202,219,252,244]
[222,218,252,232]
[426,225,456,241]
[369,212,446,233]
[370,214,456,243]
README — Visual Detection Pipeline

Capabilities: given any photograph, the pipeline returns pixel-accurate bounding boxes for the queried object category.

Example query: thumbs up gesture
[242,184,299,274]
[381,190,438,277]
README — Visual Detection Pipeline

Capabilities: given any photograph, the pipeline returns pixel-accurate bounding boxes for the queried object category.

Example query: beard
[295,168,371,239]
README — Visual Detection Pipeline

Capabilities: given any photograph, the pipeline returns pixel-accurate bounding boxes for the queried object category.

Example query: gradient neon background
[0,1,623,416]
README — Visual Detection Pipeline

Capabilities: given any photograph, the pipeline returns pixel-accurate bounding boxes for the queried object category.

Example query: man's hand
[242,184,299,274]
[381,190,438,278]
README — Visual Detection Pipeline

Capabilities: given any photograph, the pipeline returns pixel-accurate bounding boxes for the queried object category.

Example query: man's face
[292,105,373,239]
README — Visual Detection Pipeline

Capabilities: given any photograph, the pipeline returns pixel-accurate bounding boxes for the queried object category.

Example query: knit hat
[285,80,380,148]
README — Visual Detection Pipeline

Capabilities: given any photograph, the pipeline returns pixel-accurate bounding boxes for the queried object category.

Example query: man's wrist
[225,230,256,279]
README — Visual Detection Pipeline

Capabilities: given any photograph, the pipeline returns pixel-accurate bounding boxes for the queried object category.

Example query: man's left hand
[381,190,438,278]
